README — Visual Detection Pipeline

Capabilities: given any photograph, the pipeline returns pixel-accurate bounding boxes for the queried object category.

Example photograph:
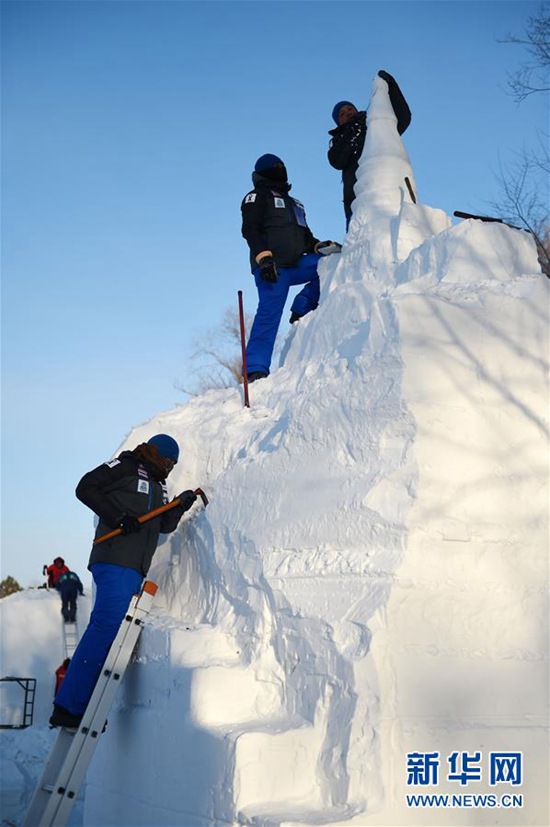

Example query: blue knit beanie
[254,153,284,173]
[147,434,179,462]
[332,100,355,124]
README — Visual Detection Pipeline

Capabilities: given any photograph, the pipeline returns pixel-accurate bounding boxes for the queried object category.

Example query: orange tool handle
[93,487,208,546]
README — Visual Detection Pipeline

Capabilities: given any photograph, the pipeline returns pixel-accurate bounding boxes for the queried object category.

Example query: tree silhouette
[0,576,23,599]
[178,306,253,396]
[500,8,550,102]
[493,8,550,275]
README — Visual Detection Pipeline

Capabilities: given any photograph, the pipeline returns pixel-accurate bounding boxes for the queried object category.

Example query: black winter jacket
[57,571,84,596]
[241,173,319,271]
[328,74,411,219]
[77,450,188,577]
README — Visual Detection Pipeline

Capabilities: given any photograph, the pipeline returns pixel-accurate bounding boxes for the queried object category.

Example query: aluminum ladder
[61,621,79,659]
[23,580,158,827]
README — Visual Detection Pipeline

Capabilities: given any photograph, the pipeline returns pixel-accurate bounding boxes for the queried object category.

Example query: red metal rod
[238,290,250,408]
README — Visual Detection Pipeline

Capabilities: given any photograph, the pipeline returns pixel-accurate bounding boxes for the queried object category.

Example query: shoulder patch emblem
[105,459,121,468]
[274,197,285,208]
[244,193,257,204]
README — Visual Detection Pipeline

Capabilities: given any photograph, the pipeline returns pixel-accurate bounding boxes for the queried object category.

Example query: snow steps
[163,624,349,822]
[234,724,326,818]
[85,618,347,825]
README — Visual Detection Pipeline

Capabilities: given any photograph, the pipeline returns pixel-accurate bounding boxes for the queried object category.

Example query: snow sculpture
[344,74,450,282]
[4,72,547,827]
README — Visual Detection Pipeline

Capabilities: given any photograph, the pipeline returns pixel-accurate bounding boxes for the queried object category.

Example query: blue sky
[1,0,546,588]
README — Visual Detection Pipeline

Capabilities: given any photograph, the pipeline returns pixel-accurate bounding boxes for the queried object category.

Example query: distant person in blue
[328,70,411,227]
[56,570,84,622]
[49,434,197,729]
[241,154,336,382]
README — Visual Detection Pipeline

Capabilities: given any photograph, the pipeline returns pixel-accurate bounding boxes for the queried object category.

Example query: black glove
[378,69,395,85]
[258,255,278,283]
[341,112,366,158]
[119,515,141,535]
[177,490,197,511]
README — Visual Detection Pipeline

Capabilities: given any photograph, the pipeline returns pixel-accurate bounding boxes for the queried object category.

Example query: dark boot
[49,704,83,729]
[247,372,267,383]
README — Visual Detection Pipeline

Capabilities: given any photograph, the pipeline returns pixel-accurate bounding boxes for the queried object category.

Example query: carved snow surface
[1,73,547,827]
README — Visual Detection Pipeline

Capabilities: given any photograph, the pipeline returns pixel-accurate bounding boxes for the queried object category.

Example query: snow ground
[1,75,548,827]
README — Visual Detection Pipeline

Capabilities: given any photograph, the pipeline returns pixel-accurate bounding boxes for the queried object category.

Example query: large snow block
[394,277,548,535]
[395,219,540,287]
[234,723,324,816]
[85,707,235,826]
[375,270,549,825]
[394,202,451,263]
[190,664,286,730]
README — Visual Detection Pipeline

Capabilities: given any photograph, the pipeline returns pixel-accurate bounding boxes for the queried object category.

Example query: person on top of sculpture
[43,556,69,589]
[328,70,411,226]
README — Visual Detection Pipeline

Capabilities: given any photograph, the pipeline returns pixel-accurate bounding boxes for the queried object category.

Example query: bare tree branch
[490,152,550,275]
[491,7,550,275]
[499,7,550,101]
[176,306,254,397]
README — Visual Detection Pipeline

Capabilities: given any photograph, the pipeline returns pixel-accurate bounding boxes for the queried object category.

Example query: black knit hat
[254,154,284,172]
[254,153,288,183]
[332,100,356,124]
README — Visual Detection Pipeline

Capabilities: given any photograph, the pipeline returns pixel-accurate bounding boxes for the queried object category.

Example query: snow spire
[339,73,450,286]
[345,74,417,280]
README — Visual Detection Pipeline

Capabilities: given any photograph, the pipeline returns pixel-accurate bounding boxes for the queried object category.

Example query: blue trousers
[246,252,321,376]
[55,563,143,715]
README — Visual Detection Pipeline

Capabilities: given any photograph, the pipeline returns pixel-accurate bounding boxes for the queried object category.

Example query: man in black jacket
[328,70,411,227]
[50,434,197,728]
[241,153,334,382]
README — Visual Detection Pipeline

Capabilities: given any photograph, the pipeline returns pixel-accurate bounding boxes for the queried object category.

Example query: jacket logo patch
[105,459,120,468]
[137,480,150,494]
[274,197,285,208]
[245,193,256,203]
[293,201,307,227]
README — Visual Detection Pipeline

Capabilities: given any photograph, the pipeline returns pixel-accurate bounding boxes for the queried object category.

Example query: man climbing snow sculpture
[49,434,198,728]
[56,570,84,623]
[241,153,337,382]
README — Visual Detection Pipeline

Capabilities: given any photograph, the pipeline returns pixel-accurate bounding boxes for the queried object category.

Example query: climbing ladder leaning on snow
[23,581,158,827]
